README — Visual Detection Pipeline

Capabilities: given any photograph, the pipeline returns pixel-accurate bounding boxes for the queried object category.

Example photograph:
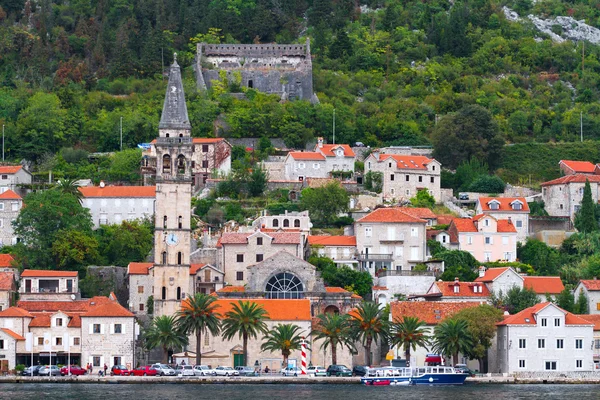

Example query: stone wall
[529,217,573,235]
[86,266,128,306]
[81,316,135,369]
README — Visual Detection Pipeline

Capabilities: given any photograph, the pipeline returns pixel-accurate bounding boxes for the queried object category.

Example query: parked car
[307,366,327,377]
[458,193,469,200]
[214,366,239,376]
[38,365,61,376]
[352,365,370,377]
[326,365,352,377]
[22,365,43,376]
[110,365,131,376]
[281,366,302,376]
[151,364,176,376]
[454,364,474,376]
[176,365,195,377]
[131,366,158,376]
[60,365,87,376]
[193,365,216,376]
[235,366,257,376]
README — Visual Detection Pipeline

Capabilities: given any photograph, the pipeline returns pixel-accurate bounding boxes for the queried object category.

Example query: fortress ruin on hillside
[195,39,319,104]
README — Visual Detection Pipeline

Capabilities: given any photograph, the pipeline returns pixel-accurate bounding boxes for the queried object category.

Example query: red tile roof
[478,197,530,212]
[189,263,207,275]
[217,231,301,247]
[79,186,156,198]
[372,286,388,290]
[451,218,478,233]
[497,220,518,233]
[580,314,600,330]
[560,160,596,174]
[0,254,15,268]
[17,296,113,313]
[357,208,426,224]
[541,174,600,186]
[217,286,245,293]
[475,267,511,283]
[436,215,454,225]
[580,280,600,291]
[498,302,592,326]
[325,287,350,293]
[523,276,564,295]
[390,301,481,325]
[0,328,25,340]
[0,271,15,291]
[434,281,490,297]
[127,262,153,275]
[0,307,33,318]
[29,313,51,327]
[21,270,78,277]
[398,207,437,220]
[308,235,356,246]
[212,299,311,321]
[67,314,82,328]
[0,190,21,200]
[378,154,434,170]
[317,144,355,157]
[0,166,23,174]
[82,302,134,318]
[288,152,326,161]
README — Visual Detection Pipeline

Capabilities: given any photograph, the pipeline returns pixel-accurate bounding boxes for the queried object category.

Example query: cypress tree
[574,179,599,233]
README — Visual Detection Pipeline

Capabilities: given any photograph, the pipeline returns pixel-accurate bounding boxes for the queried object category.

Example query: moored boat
[361,366,467,386]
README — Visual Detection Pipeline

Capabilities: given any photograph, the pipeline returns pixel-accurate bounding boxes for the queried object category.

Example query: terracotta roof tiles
[398,207,437,220]
[0,328,25,340]
[451,218,478,233]
[475,267,511,283]
[0,190,21,200]
[0,271,15,291]
[560,160,596,174]
[128,262,153,275]
[541,174,600,186]
[478,197,530,212]
[0,166,23,174]
[357,208,427,224]
[325,287,350,293]
[308,235,356,246]
[377,154,434,170]
[498,302,592,326]
[390,301,481,325]
[288,152,326,161]
[497,220,518,233]
[317,144,355,157]
[523,276,564,295]
[79,186,156,198]
[580,280,600,291]
[217,286,245,293]
[0,254,16,268]
[82,302,134,318]
[28,313,51,327]
[21,270,78,277]
[212,299,311,321]
[0,307,33,318]
[434,281,490,298]
[580,314,600,330]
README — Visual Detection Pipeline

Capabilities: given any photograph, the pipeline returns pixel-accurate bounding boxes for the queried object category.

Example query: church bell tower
[152,54,193,316]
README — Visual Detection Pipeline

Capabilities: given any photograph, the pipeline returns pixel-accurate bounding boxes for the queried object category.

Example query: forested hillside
[1,0,600,182]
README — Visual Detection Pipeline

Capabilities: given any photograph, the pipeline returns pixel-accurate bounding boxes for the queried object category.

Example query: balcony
[156,137,192,146]
[377,270,436,277]
[356,253,393,262]
[380,234,405,242]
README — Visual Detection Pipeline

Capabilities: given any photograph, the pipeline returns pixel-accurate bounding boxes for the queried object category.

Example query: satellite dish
[99,181,105,188]
[70,294,76,300]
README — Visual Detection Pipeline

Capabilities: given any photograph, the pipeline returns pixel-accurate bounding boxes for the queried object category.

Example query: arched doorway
[324,305,340,315]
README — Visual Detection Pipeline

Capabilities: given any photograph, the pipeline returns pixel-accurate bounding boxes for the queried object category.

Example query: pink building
[448,215,517,262]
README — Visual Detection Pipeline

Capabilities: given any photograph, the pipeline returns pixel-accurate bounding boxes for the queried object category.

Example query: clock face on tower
[166,233,179,246]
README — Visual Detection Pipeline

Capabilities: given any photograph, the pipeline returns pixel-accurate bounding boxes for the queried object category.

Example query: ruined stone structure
[195,40,319,104]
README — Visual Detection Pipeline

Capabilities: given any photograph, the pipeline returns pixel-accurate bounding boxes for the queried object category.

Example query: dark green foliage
[427,240,445,258]
[453,158,490,192]
[364,171,383,193]
[410,189,435,208]
[95,219,154,267]
[575,290,589,314]
[574,180,599,233]
[300,182,349,228]
[517,239,560,276]
[468,175,506,193]
[556,288,575,313]
[308,255,373,298]
[528,201,549,217]
[437,250,479,281]
[490,286,539,314]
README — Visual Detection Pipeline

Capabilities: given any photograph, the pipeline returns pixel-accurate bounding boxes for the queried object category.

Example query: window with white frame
[545,361,557,370]
[555,318,561,327]
[516,220,523,228]
[502,236,508,245]
[298,162,305,169]
[313,163,320,169]
[484,219,490,227]
[11,202,18,211]
[538,338,545,349]
[410,227,418,237]
[575,339,583,349]
[556,339,564,349]
[485,236,493,244]
[519,338,526,349]
[467,236,473,245]
[93,356,101,367]
[519,360,526,369]
[576,360,583,369]
[114,324,122,334]
[365,227,372,237]
[484,252,492,262]
[541,318,547,327]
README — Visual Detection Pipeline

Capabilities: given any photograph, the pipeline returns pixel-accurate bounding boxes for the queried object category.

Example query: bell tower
[152,54,193,316]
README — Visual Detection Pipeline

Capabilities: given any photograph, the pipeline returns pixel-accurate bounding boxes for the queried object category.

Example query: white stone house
[252,210,312,245]
[19,270,79,302]
[541,174,600,220]
[0,165,32,196]
[0,190,22,246]
[79,185,156,228]
[476,197,530,243]
[574,279,600,315]
[475,267,564,301]
[283,139,356,181]
[496,302,594,373]
[364,153,441,202]
[307,235,357,268]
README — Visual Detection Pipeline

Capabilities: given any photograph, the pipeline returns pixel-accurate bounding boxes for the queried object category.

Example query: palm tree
[144,315,188,363]
[55,178,83,203]
[261,323,305,368]
[390,316,430,367]
[311,313,355,365]
[177,293,221,366]
[221,301,269,366]
[432,319,473,366]
[349,302,387,366]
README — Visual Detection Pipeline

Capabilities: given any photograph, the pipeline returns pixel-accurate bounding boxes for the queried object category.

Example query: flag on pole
[25,333,33,352]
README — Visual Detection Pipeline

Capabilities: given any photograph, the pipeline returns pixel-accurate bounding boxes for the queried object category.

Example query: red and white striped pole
[300,337,307,375]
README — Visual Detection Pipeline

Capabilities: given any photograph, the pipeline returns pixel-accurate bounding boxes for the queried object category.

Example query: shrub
[469,175,505,193]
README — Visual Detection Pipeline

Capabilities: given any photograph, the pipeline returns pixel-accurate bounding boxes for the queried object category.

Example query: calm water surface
[0,383,598,399]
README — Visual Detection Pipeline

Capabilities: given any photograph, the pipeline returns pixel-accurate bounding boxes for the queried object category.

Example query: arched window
[161,251,167,264]
[161,286,166,300]
[163,216,167,229]
[294,219,300,228]
[166,133,170,138]
[176,287,181,300]
[177,155,186,174]
[265,272,304,299]
[178,216,183,229]
[179,133,183,137]
[273,219,279,228]
[177,252,182,264]
[283,219,289,228]
[162,154,171,174]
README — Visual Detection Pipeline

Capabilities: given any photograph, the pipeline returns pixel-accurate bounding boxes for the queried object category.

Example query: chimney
[508,217,512,224]
[479,266,486,278]
[454,277,459,283]
[317,137,324,148]
[595,277,597,281]
[99,180,105,188]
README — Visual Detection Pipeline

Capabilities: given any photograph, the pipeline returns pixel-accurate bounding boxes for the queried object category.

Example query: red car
[110,365,131,376]
[131,365,158,376]
[60,365,87,376]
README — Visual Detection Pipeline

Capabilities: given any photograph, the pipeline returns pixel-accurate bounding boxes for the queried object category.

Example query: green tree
[452,305,503,372]
[556,288,575,313]
[95,219,154,267]
[144,315,189,363]
[432,319,473,366]
[468,175,505,193]
[13,190,93,270]
[55,178,84,203]
[410,189,435,208]
[300,182,349,228]
[389,316,430,367]
[575,290,589,314]
[308,255,373,297]
[575,179,599,233]
[364,171,383,193]
[453,158,489,192]
[260,323,305,368]
[311,313,355,365]
[432,105,504,170]
[437,250,479,281]
[107,148,143,183]
[177,293,221,366]
[517,239,560,275]
[490,286,539,314]
[349,302,388,367]
[247,166,268,197]
[221,301,269,366]
[51,229,100,272]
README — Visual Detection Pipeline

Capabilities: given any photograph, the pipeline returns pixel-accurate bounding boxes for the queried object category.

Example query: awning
[425,355,442,363]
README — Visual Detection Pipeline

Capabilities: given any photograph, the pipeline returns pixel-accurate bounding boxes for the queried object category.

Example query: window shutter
[100,324,105,335]
[100,356,104,367]
[109,324,114,334]
[89,324,93,335]
[121,324,126,334]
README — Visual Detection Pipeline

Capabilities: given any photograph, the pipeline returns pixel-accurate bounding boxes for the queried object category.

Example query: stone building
[574,279,600,315]
[364,153,441,202]
[307,235,357,268]
[559,159,597,176]
[142,138,232,187]
[19,270,79,302]
[0,165,32,196]
[475,267,564,301]
[195,40,318,104]
[216,231,304,285]
[541,174,600,220]
[475,197,530,243]
[252,210,311,244]
[0,190,22,246]
[79,185,155,228]
[410,278,490,303]
[283,139,356,181]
